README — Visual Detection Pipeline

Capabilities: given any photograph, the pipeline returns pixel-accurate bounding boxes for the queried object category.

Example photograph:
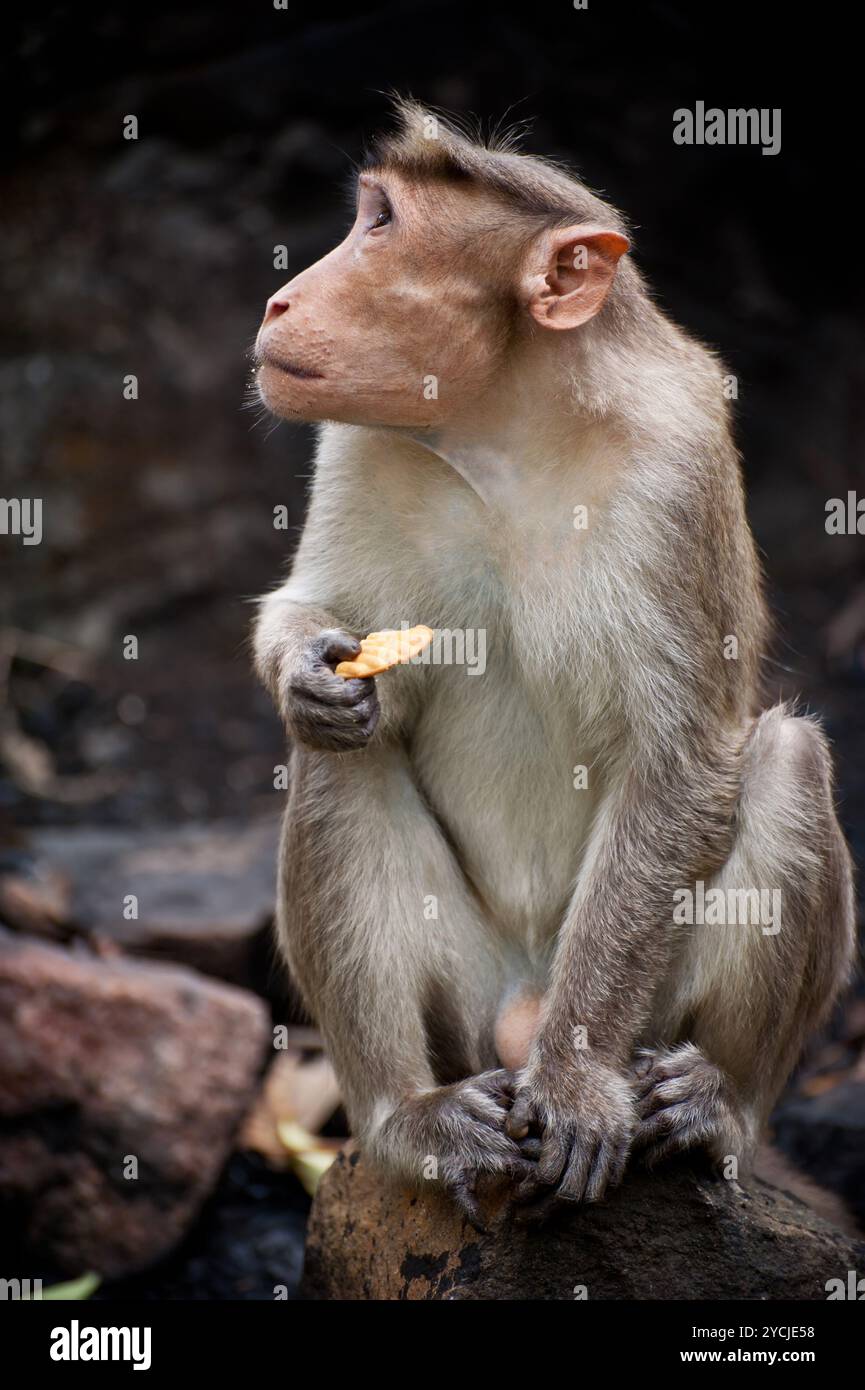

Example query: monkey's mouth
[259,351,324,381]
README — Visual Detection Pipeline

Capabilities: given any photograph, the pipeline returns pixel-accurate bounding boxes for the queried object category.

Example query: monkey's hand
[283,630,380,751]
[505,1054,635,1214]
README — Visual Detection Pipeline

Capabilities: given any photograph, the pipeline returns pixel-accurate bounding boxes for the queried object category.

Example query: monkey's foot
[505,1056,635,1221]
[632,1043,744,1168]
[394,1069,538,1231]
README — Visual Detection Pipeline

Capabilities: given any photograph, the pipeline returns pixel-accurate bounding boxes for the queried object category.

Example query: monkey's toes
[633,1043,732,1165]
[635,1099,711,1159]
[446,1173,487,1232]
[635,1043,723,1111]
[504,1092,536,1141]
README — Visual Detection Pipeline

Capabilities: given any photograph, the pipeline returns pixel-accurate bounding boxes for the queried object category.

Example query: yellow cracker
[335,625,434,679]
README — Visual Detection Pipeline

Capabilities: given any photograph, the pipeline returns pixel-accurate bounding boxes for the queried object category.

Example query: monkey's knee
[742,705,834,823]
[741,705,855,974]
[658,708,854,1137]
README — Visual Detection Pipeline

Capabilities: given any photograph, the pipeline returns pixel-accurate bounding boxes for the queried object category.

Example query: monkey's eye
[369,206,392,231]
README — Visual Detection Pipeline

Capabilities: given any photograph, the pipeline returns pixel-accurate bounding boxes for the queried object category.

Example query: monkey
[252,100,855,1227]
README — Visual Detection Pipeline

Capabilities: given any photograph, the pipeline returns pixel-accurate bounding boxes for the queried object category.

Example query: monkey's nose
[264,295,290,325]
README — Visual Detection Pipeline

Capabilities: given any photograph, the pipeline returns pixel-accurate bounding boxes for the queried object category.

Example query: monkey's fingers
[639,1134,685,1170]
[318,631,363,666]
[632,1048,656,1079]
[474,1067,518,1109]
[535,1130,570,1188]
[636,1086,670,1118]
[556,1137,594,1203]
[292,700,380,749]
[511,1132,566,1203]
[495,1072,518,1101]
[504,1093,535,1141]
[632,1050,661,1097]
[635,1095,713,1166]
[632,1103,680,1149]
[291,671,376,707]
[607,1135,631,1190]
[458,1088,513,1131]
[582,1139,617,1203]
[505,1156,543,1185]
[304,693,379,726]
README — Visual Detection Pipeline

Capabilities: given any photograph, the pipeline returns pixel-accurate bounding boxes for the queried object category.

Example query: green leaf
[40,1272,102,1301]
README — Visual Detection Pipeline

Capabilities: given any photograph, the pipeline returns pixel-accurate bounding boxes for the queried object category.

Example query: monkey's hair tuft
[360,95,630,237]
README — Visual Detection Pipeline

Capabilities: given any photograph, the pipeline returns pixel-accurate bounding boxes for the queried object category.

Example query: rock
[302,1147,865,1301]
[26,817,280,985]
[0,858,71,939]
[773,1080,865,1230]
[96,1154,310,1302]
[0,927,269,1278]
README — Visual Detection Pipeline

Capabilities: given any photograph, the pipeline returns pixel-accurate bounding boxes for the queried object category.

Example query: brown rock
[302,1147,865,1301]
[0,926,269,1277]
[0,861,71,939]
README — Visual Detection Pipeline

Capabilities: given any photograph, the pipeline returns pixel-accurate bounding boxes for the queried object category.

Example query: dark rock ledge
[303,1146,864,1301]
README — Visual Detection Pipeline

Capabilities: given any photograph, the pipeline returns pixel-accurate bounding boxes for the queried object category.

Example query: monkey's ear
[522,226,630,330]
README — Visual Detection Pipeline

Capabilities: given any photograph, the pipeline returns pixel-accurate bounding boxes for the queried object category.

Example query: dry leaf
[277,1118,340,1196]
[240,1050,341,1166]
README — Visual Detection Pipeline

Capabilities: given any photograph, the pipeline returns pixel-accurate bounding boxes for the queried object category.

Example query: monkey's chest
[411,663,597,947]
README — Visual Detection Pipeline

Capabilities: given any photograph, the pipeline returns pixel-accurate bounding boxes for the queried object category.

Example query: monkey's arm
[508,742,742,1206]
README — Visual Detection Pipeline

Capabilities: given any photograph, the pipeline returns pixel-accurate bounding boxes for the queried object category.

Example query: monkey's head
[254,101,630,430]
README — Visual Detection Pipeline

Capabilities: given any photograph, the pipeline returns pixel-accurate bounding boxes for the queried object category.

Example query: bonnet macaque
[252,102,855,1224]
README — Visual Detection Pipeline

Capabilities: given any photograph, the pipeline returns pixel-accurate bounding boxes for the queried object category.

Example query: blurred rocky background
[0,1,863,1298]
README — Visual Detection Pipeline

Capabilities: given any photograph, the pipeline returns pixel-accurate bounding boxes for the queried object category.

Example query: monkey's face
[255,174,513,428]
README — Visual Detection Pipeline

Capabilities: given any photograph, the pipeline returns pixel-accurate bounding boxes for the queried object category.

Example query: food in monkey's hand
[335,625,434,678]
